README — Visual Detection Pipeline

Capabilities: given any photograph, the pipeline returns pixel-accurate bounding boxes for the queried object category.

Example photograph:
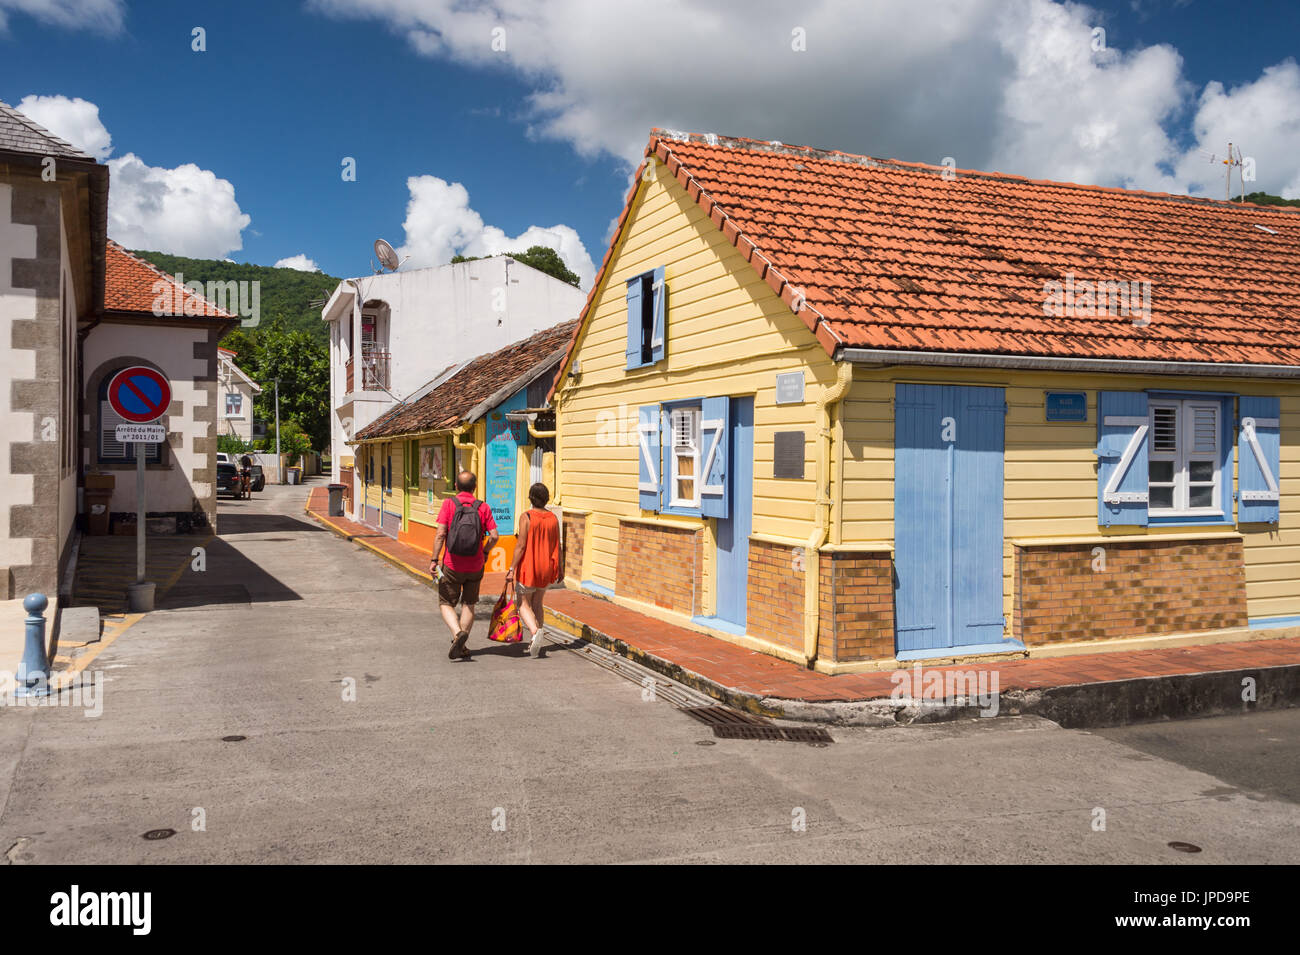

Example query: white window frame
[225,392,244,418]
[669,406,701,509]
[1148,398,1222,517]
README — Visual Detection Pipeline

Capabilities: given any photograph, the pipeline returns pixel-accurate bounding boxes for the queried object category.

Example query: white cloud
[0,0,123,32]
[312,0,1300,199]
[397,174,596,289]
[16,94,112,161]
[1175,60,1300,200]
[274,254,321,272]
[12,93,250,258]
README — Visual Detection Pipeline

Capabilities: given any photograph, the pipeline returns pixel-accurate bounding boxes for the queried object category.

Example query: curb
[543,604,1300,729]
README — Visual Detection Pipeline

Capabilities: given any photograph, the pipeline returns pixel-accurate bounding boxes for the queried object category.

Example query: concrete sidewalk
[304,486,1299,729]
[543,588,1300,729]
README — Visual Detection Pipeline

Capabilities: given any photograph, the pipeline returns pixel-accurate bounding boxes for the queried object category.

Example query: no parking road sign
[107,366,171,424]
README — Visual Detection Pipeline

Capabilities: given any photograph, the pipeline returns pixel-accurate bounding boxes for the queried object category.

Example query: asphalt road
[1,480,1296,864]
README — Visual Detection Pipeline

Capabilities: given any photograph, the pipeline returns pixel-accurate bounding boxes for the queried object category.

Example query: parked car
[217,452,234,467]
[250,464,265,492]
[216,462,241,498]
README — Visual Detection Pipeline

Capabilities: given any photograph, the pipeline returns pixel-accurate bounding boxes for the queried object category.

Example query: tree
[452,244,581,287]
[1234,191,1300,209]
[253,326,330,453]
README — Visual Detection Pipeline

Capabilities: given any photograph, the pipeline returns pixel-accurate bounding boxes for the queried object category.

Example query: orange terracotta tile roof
[104,240,237,320]
[356,319,580,441]
[552,130,1300,395]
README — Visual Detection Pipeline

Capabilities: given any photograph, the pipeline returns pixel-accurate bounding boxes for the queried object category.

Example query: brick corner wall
[1014,537,1249,645]
[615,519,702,615]
[562,511,586,584]
[820,550,895,663]
[745,539,805,653]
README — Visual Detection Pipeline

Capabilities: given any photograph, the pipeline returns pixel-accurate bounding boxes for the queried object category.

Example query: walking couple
[430,470,560,660]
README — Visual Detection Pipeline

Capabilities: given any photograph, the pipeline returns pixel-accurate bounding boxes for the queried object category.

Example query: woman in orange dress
[505,482,560,658]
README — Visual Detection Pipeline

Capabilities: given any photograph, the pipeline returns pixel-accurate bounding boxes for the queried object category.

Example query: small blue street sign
[1045,391,1088,421]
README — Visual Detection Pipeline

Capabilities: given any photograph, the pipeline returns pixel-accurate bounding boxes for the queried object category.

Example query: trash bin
[84,473,115,536]
[85,488,113,535]
[287,466,301,485]
[327,483,346,517]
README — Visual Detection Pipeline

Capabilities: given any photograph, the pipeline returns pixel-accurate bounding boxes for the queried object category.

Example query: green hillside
[130,250,341,343]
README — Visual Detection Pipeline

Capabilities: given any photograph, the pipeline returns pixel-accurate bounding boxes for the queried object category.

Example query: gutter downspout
[804,362,854,667]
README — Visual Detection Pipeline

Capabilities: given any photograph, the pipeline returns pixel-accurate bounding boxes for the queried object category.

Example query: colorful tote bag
[488,585,523,643]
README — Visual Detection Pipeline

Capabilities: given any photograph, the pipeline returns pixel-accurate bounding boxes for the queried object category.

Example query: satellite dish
[374,239,401,272]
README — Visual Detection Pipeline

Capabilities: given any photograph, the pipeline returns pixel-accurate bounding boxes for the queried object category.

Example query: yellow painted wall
[408,435,456,528]
[842,365,1300,625]
[556,156,836,604]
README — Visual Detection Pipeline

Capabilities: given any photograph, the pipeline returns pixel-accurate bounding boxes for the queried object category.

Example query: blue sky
[3,0,1298,286]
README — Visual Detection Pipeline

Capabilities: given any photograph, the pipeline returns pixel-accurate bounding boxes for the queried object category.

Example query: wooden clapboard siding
[557,157,834,593]
[840,364,1300,628]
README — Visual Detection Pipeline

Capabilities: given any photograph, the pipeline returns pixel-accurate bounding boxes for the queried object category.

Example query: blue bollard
[15,592,50,698]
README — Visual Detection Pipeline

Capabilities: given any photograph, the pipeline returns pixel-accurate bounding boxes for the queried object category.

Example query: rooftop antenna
[1203,143,1247,202]
[372,238,408,274]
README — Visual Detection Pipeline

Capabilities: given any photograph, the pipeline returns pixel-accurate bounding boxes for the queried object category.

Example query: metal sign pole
[136,446,145,583]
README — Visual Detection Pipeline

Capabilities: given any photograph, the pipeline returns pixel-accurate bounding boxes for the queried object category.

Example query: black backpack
[446,498,484,556]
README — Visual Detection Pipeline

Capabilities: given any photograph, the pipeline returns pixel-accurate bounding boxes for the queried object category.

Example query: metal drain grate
[682,706,835,743]
[713,723,835,743]
[681,705,770,727]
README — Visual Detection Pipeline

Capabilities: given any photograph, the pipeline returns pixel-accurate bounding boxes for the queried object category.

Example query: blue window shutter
[650,267,666,365]
[660,406,672,512]
[1238,396,1280,524]
[637,404,660,511]
[626,277,644,370]
[1096,391,1150,527]
[700,396,729,518]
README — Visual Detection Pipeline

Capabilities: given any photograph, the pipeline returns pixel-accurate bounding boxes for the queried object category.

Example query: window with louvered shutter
[1147,399,1219,515]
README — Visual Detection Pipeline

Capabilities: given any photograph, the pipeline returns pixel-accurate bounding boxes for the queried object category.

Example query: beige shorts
[515,583,546,598]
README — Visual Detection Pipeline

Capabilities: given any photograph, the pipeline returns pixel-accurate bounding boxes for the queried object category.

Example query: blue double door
[894,384,1007,657]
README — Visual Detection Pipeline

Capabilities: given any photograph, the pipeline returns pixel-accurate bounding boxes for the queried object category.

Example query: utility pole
[274,377,282,484]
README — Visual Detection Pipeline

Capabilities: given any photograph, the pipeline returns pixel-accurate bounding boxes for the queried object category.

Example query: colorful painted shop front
[548,129,1300,674]
[351,320,576,568]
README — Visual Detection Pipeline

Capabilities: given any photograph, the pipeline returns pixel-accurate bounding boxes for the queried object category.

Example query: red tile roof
[355,319,580,441]
[104,240,237,320]
[552,130,1300,394]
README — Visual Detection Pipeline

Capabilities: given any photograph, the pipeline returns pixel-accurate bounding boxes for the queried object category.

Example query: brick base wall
[746,540,805,652]
[562,511,586,584]
[1014,538,1249,645]
[615,519,701,615]
[820,550,895,662]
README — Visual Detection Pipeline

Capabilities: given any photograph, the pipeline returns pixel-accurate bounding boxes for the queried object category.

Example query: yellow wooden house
[548,129,1300,673]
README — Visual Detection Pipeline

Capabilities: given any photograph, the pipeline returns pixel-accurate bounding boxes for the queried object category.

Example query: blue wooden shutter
[659,405,672,512]
[626,276,644,370]
[637,404,660,511]
[1096,391,1150,527]
[1238,396,1280,524]
[700,396,729,518]
[650,267,666,365]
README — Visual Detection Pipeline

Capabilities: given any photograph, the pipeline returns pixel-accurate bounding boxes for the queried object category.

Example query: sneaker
[449,630,469,660]
[529,632,544,658]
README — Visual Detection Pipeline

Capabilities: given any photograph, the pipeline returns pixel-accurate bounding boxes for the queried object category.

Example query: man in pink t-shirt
[431,470,499,660]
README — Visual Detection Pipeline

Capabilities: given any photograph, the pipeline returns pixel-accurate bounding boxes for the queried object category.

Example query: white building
[217,346,262,442]
[320,256,585,517]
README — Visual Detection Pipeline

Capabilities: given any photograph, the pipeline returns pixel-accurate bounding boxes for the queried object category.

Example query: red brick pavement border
[303,486,507,598]
[544,586,1300,705]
